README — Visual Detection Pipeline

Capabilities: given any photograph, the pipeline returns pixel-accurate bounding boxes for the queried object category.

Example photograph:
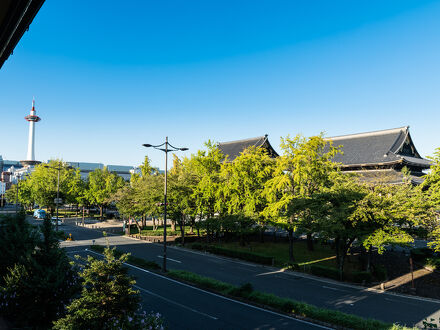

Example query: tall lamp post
[143,137,188,272]
[15,173,23,214]
[43,163,70,232]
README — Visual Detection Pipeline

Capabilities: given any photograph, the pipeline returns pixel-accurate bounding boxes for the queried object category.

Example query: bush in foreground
[53,247,165,330]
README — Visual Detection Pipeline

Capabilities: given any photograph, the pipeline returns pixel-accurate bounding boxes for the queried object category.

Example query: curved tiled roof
[218,135,279,162]
[325,126,430,169]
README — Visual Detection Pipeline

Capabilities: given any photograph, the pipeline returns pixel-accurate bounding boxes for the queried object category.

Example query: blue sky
[1,0,440,169]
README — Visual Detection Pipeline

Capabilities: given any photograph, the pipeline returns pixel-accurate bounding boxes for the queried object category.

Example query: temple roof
[218,135,279,162]
[325,126,430,170]
[348,169,425,185]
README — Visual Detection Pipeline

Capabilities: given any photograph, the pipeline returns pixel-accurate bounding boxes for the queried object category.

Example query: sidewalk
[64,217,123,234]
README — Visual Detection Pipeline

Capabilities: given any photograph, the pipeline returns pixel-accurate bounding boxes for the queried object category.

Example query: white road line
[322,286,349,292]
[66,250,88,254]
[85,249,332,329]
[157,255,182,263]
[384,297,418,306]
[133,284,218,320]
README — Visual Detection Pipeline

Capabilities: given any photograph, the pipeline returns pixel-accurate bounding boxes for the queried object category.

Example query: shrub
[190,243,204,251]
[348,271,373,283]
[411,247,433,261]
[189,244,274,265]
[229,282,254,297]
[54,247,164,330]
[372,264,388,281]
[425,257,440,270]
[168,269,403,329]
[309,264,340,280]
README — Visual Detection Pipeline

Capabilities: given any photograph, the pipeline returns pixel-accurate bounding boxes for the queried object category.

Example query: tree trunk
[133,218,142,236]
[306,233,314,251]
[99,206,103,218]
[171,220,176,232]
[259,222,265,243]
[366,248,372,272]
[197,212,202,237]
[190,217,195,234]
[152,217,157,231]
[82,206,85,225]
[179,215,185,245]
[288,228,295,262]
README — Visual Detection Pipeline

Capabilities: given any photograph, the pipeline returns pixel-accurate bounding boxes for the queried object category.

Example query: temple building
[325,126,431,184]
[217,135,279,162]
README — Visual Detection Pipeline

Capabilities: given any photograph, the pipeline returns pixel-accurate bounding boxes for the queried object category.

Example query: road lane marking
[133,285,218,320]
[157,256,182,263]
[322,286,349,292]
[66,250,88,254]
[384,297,418,306]
[85,249,332,329]
[256,269,285,277]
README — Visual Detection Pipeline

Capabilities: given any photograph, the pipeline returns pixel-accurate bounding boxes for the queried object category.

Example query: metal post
[142,138,187,273]
[56,167,60,232]
[15,179,19,213]
[163,136,168,272]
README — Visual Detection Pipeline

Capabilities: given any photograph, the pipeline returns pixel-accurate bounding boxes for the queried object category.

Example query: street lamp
[43,163,71,232]
[143,137,188,272]
[15,172,23,214]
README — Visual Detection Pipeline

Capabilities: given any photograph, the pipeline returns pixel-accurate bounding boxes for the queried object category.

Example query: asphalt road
[68,248,330,330]
[38,219,440,328]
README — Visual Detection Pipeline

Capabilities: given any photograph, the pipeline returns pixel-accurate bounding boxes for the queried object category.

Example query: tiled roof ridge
[325,126,409,141]
[218,135,267,146]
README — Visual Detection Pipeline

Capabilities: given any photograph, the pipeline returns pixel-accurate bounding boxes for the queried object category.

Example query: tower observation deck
[21,99,41,167]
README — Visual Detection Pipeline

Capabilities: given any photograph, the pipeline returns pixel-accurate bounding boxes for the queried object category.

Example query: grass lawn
[200,240,363,272]
[129,225,206,237]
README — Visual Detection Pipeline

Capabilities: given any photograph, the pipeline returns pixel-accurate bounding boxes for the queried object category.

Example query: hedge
[347,271,373,283]
[190,243,274,265]
[411,247,434,261]
[372,264,388,281]
[309,264,340,280]
[89,245,412,330]
[168,269,411,330]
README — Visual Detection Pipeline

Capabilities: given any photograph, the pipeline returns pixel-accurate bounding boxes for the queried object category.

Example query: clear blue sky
[1,0,440,169]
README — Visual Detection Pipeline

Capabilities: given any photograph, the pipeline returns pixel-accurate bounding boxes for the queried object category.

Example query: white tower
[21,98,41,166]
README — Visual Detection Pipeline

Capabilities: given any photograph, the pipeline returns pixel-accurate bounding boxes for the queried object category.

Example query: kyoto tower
[21,98,41,166]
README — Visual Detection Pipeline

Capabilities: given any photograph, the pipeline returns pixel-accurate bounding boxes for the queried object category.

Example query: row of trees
[6,135,440,277]
[112,134,440,277]
[6,161,125,217]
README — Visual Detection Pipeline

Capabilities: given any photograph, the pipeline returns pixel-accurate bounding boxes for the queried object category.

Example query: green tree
[86,167,125,218]
[263,134,340,261]
[168,155,199,244]
[24,160,77,215]
[421,148,440,251]
[0,213,39,282]
[5,177,34,210]
[218,146,275,243]
[53,247,165,330]
[192,141,224,220]
[0,217,80,328]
